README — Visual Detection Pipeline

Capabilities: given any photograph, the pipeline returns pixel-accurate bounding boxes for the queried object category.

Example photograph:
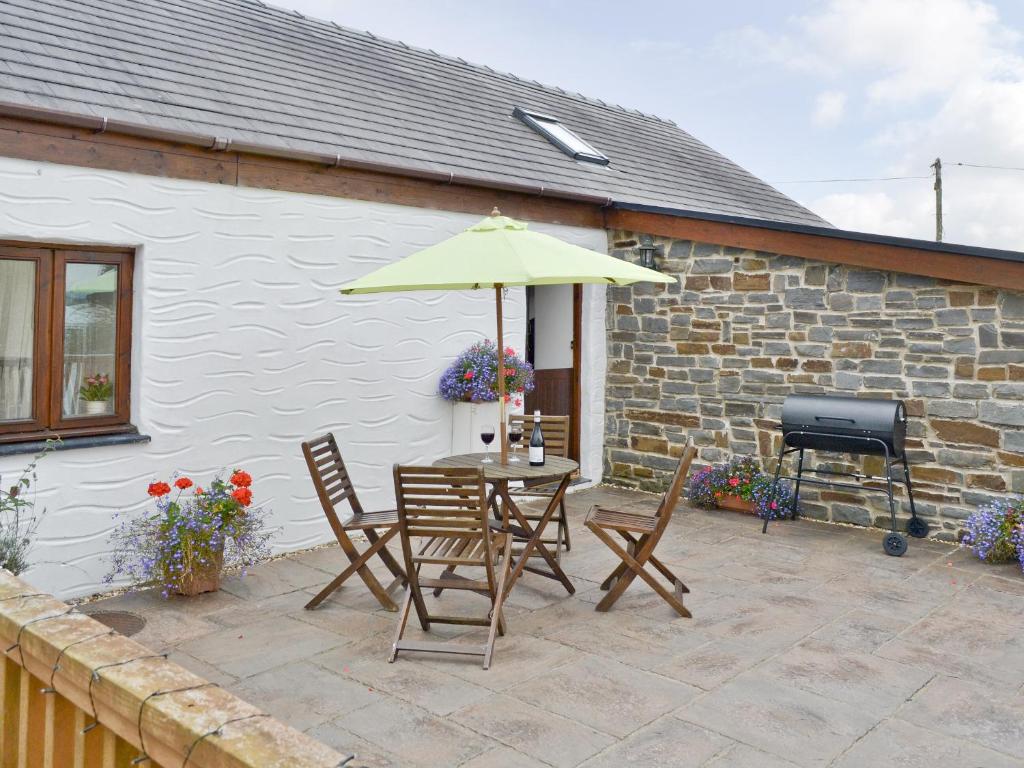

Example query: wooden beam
[0,116,601,229]
[235,153,602,228]
[0,117,236,185]
[607,209,1024,291]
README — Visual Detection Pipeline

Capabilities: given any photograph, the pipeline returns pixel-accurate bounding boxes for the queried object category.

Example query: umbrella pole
[495,285,508,464]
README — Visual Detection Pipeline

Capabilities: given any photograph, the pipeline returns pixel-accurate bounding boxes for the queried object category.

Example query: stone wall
[603,229,1024,540]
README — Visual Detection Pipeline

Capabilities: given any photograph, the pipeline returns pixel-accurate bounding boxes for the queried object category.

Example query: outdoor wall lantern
[635,236,661,272]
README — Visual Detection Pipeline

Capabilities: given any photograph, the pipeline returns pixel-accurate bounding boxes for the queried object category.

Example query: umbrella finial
[490,206,501,217]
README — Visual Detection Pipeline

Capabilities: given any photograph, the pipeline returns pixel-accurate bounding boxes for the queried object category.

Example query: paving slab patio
[89,485,1024,767]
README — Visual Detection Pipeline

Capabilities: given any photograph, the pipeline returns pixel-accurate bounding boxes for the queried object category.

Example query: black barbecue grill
[762,394,928,556]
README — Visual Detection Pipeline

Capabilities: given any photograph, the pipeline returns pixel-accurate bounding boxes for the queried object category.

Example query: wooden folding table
[432,453,577,596]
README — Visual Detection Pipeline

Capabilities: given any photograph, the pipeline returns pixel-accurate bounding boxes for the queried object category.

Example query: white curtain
[0,260,36,422]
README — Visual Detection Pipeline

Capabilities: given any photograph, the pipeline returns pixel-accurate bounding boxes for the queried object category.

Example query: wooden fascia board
[607,209,1024,291]
[0,116,602,229]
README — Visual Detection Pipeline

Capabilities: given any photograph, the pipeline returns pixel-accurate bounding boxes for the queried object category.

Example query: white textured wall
[0,157,608,599]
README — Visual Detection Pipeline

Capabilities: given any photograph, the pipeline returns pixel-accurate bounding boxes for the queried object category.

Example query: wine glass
[508,424,523,462]
[480,424,496,463]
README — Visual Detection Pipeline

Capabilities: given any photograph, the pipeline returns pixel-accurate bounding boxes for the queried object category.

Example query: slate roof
[0,0,829,226]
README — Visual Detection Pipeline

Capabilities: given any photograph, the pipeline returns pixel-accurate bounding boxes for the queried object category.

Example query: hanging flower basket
[438,340,534,405]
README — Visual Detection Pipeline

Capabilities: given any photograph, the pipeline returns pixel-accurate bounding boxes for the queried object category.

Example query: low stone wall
[603,229,1024,540]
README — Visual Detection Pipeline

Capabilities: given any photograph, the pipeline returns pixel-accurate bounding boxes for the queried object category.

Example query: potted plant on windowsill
[79,373,113,416]
[106,469,273,597]
[439,340,534,455]
[688,456,795,520]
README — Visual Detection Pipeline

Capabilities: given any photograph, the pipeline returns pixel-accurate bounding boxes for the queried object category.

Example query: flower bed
[962,497,1024,574]
[438,340,534,404]
[688,456,794,520]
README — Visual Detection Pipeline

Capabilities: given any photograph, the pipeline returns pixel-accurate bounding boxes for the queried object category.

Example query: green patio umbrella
[339,208,674,462]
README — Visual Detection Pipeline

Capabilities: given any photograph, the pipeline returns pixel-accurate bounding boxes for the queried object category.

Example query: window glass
[63,263,118,418]
[533,115,604,158]
[514,107,608,163]
[0,259,35,422]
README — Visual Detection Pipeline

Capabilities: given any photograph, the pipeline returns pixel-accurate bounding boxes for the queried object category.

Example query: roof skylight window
[513,107,609,165]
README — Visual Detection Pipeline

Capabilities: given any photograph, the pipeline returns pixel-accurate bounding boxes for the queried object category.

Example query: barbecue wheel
[883,533,908,557]
[907,517,929,539]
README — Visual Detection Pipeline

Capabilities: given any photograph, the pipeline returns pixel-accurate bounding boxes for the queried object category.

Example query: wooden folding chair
[390,465,512,669]
[301,433,406,611]
[507,414,576,554]
[584,440,697,617]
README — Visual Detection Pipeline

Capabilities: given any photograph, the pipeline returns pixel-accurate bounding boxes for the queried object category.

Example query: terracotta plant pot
[174,545,225,597]
[716,494,757,515]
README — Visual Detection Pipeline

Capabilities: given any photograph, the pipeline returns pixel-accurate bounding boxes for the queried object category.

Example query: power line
[952,161,1024,173]
[773,175,931,184]
[774,161,1024,185]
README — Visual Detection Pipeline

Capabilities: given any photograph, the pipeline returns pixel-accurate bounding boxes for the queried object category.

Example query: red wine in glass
[480,424,495,463]
[508,426,523,462]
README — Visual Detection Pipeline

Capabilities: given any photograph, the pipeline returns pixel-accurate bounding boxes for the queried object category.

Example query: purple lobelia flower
[438,339,534,404]
[687,455,793,520]
[962,497,1023,569]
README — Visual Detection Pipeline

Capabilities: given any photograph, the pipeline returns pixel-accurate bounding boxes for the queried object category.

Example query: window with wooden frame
[0,243,134,444]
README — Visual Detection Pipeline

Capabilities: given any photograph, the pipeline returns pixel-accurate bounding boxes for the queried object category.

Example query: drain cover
[82,610,147,637]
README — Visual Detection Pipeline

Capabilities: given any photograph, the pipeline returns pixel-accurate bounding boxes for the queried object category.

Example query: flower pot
[174,545,225,597]
[82,399,112,416]
[716,494,756,515]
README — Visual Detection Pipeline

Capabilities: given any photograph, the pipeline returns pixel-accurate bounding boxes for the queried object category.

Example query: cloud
[627,39,690,56]
[811,191,925,237]
[812,90,847,127]
[734,0,1024,249]
[797,0,1022,105]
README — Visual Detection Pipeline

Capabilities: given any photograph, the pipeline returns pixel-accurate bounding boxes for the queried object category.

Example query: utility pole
[931,157,943,242]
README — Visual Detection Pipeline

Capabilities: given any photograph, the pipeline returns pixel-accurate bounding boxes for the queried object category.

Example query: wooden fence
[0,570,352,767]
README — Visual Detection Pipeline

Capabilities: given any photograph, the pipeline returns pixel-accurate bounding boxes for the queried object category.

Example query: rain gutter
[0,101,614,207]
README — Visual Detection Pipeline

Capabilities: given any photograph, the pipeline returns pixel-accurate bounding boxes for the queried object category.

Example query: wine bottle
[529,410,545,466]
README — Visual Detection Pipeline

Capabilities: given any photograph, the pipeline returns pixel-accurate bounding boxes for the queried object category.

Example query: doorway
[525,284,582,461]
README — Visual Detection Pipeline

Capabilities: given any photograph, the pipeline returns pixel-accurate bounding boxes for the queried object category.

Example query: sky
[276,0,1024,251]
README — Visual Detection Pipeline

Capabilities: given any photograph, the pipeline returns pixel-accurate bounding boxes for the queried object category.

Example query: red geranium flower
[195,487,204,495]
[463,370,474,380]
[728,477,740,487]
[147,481,171,498]
[505,346,515,356]
[231,487,253,507]
[770,501,778,510]
[230,470,252,488]
[174,477,193,490]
